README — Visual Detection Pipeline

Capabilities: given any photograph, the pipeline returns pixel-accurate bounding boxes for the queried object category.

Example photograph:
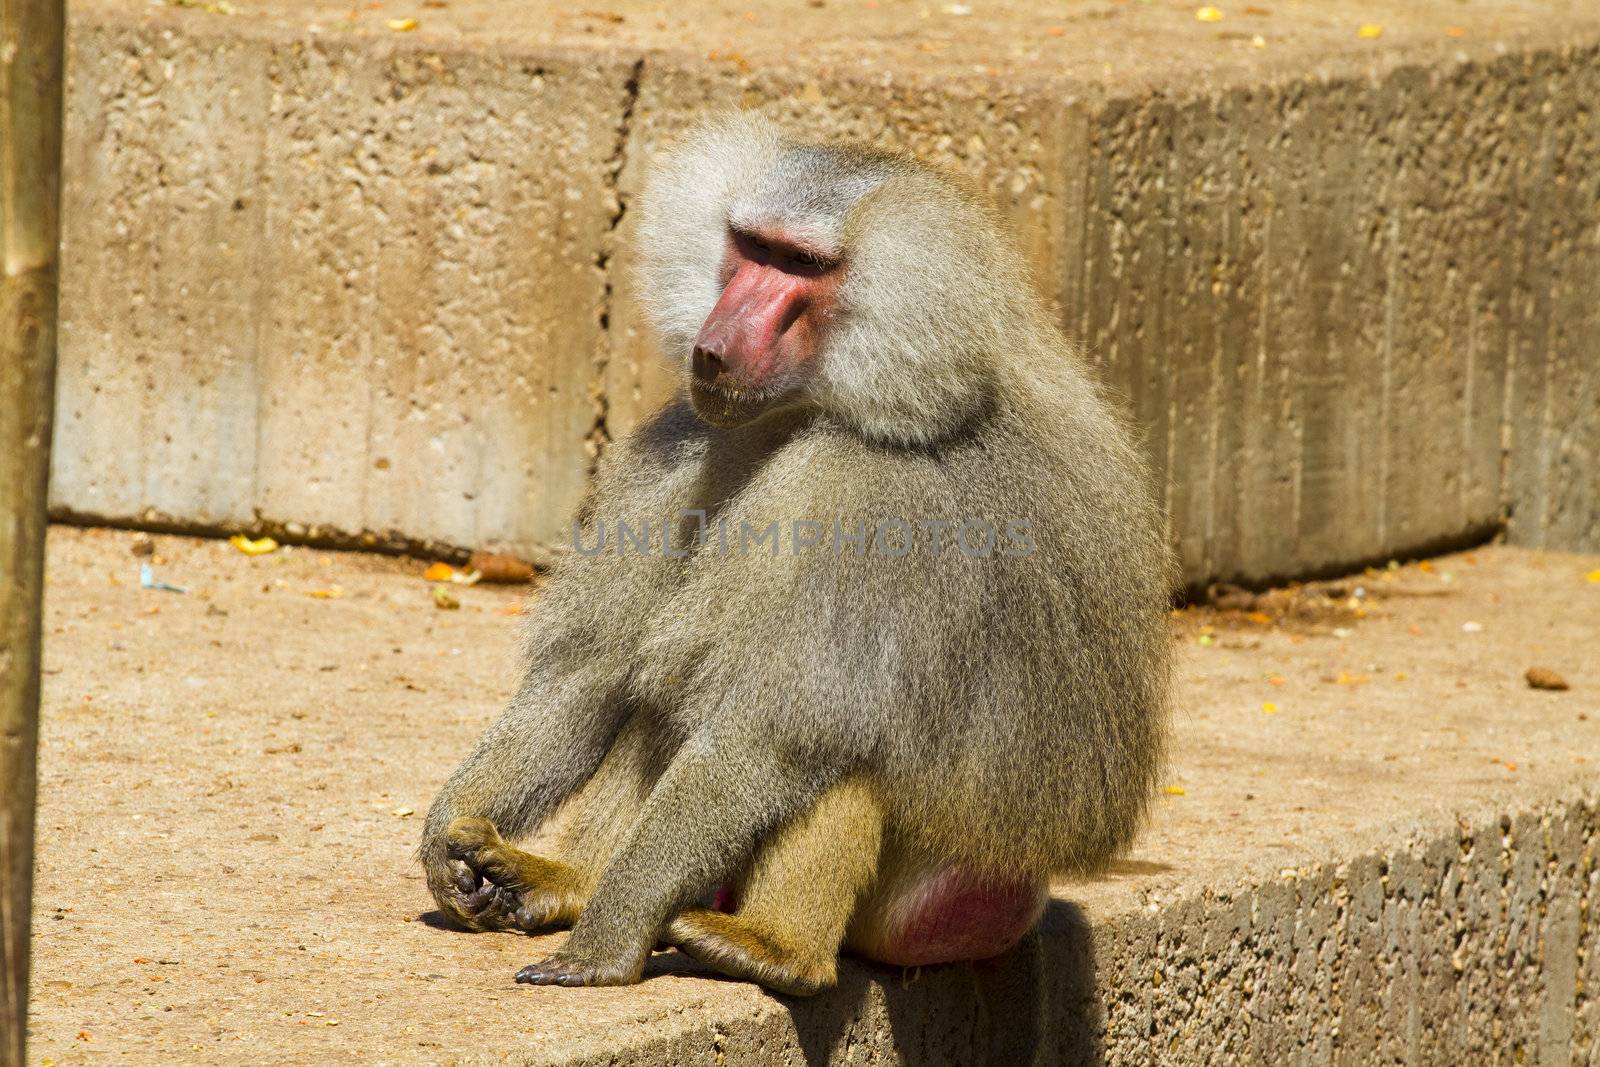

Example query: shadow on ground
[753,899,1102,1067]
[421,898,1104,1065]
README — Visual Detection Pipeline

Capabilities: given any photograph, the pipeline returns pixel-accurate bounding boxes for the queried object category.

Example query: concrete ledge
[25,530,1600,1062]
[53,2,1600,583]
[541,799,1600,1066]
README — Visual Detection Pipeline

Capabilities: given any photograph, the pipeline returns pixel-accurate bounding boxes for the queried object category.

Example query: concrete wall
[1062,50,1600,579]
[51,7,1600,582]
[55,23,633,554]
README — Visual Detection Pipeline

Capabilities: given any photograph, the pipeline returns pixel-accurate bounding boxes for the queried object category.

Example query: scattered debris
[392,806,415,817]
[1262,702,1279,714]
[1188,577,1382,639]
[386,17,419,31]
[130,534,155,557]
[139,564,187,594]
[1195,6,1224,23]
[432,587,460,611]
[1357,23,1383,38]
[1587,569,1600,584]
[467,551,535,584]
[706,48,752,73]
[306,586,344,600]
[1462,621,1484,634]
[1163,785,1186,796]
[1526,667,1570,692]
[229,534,279,556]
[165,0,236,13]
[1207,582,1254,611]
[423,561,482,585]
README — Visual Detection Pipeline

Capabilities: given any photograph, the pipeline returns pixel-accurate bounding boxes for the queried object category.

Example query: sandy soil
[23,526,1600,1063]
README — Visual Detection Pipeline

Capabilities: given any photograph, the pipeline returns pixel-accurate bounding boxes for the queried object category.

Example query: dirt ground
[22,527,1600,1064]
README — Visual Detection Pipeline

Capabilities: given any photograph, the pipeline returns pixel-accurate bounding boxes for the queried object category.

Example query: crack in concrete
[586,56,645,478]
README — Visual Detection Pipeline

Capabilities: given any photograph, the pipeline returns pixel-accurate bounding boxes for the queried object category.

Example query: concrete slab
[50,1,1600,584]
[24,527,1600,1063]
[56,12,635,552]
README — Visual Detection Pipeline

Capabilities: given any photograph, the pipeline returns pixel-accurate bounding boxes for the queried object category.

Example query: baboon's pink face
[688,227,843,428]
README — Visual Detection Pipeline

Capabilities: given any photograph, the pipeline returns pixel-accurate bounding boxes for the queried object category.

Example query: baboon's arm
[420,659,629,924]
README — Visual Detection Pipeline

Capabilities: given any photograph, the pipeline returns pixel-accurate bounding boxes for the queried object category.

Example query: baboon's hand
[429,817,561,932]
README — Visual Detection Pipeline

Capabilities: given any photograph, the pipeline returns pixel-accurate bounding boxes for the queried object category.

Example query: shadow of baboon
[421,895,1103,1065]
[765,898,1102,1067]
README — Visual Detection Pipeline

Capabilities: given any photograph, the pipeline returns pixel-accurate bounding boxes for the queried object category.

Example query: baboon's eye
[732,228,834,274]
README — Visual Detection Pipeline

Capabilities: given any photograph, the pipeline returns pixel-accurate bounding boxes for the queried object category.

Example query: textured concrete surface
[54,14,635,555]
[24,527,1600,1063]
[50,1,1600,582]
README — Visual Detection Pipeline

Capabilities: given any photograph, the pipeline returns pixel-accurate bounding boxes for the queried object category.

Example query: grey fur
[422,112,1174,986]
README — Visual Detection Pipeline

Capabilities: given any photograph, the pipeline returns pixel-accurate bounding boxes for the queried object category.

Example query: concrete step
[24,528,1600,1063]
[52,1,1600,587]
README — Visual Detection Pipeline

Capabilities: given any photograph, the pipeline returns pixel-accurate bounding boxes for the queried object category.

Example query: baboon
[420,113,1174,995]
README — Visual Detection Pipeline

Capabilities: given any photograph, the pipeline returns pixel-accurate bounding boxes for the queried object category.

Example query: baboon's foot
[667,909,837,996]
[441,817,586,933]
[514,947,645,988]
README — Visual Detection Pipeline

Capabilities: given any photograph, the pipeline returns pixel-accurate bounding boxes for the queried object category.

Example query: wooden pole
[0,0,65,1063]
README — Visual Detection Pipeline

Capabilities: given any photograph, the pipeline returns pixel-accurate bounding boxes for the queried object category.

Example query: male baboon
[421,113,1174,994]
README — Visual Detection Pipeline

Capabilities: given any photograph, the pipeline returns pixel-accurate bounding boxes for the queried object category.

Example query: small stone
[130,534,155,557]
[1525,667,1569,691]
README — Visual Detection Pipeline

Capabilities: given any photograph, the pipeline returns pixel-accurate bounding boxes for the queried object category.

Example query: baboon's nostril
[692,346,725,384]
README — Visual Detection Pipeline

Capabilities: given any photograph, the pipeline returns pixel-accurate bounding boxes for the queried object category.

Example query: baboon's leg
[444,710,664,932]
[666,778,882,995]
